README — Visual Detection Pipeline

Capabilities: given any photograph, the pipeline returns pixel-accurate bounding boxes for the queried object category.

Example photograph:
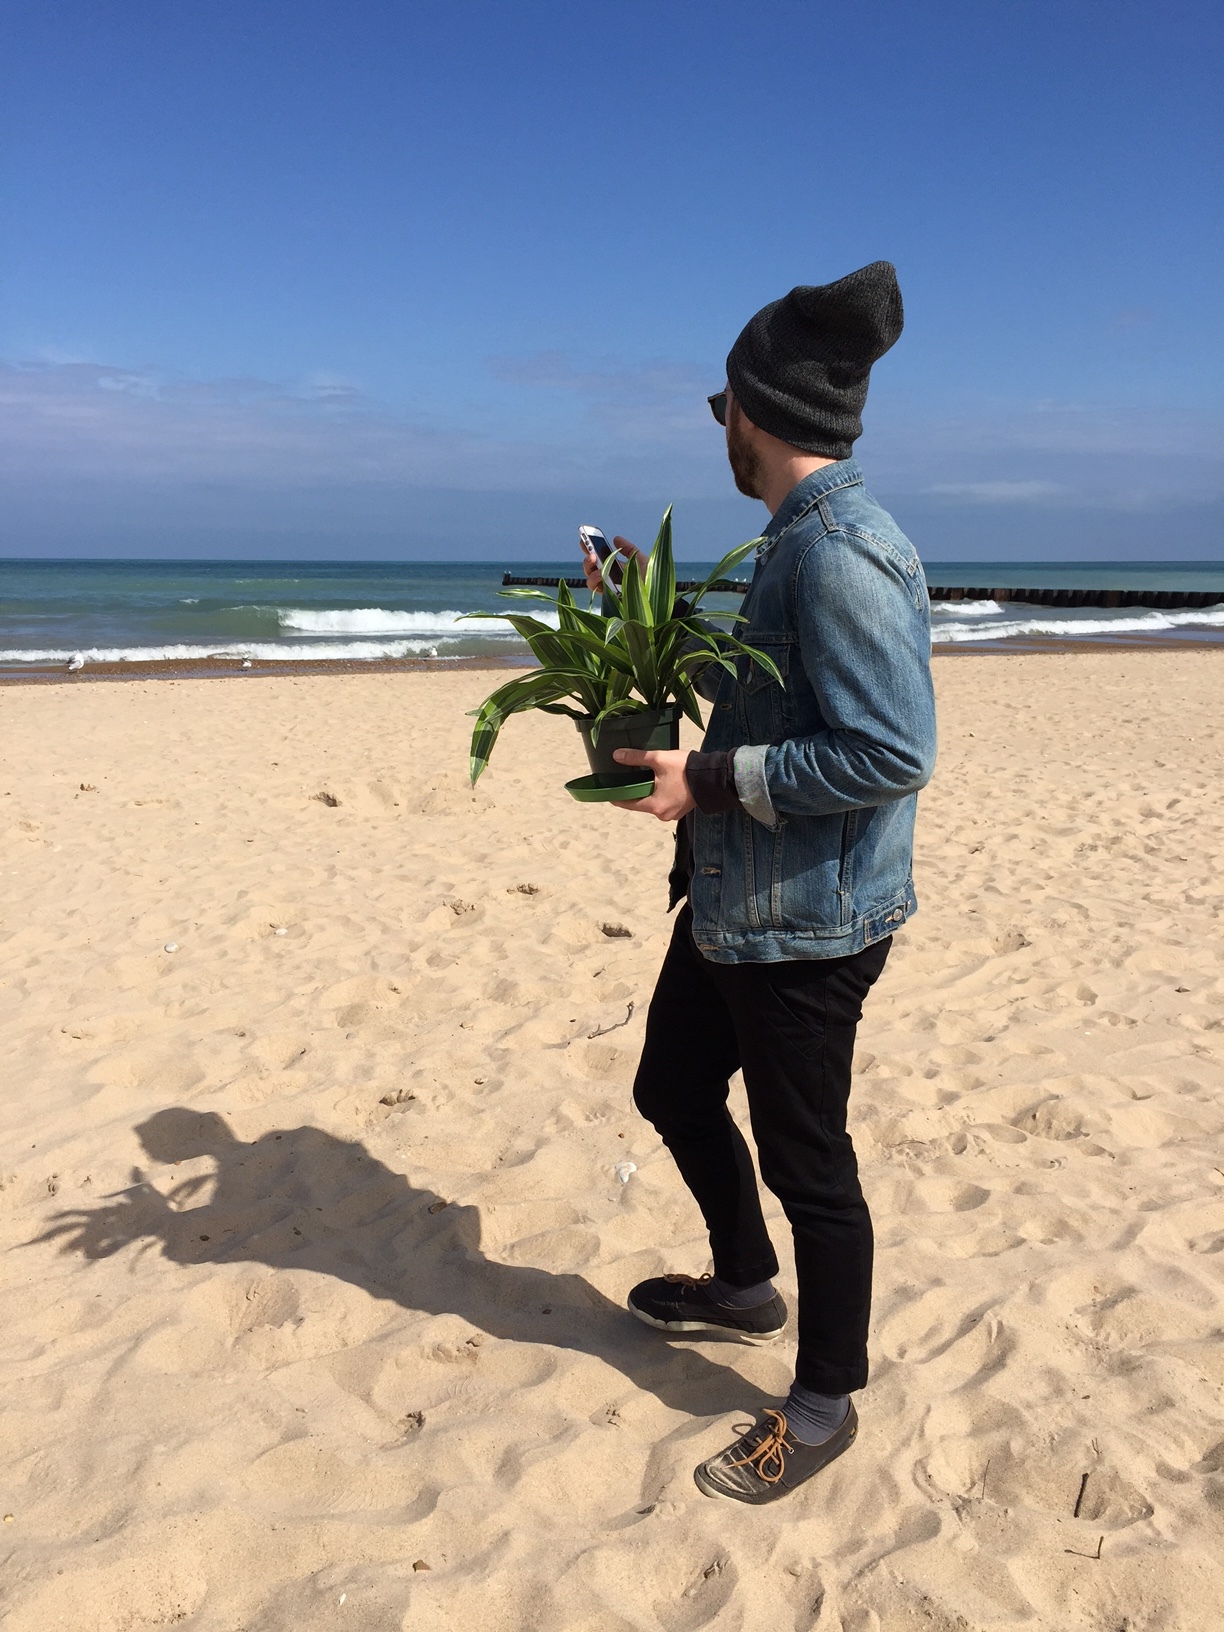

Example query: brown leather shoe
[693,1401,858,1504]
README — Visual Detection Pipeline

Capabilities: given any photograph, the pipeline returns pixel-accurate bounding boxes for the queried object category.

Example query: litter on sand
[163,942,178,953]
[615,1161,637,1184]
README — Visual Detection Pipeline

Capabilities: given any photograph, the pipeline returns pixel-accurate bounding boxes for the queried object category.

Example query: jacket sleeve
[733,531,937,827]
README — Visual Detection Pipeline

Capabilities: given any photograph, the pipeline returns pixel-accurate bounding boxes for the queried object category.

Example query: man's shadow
[35,1109,774,1418]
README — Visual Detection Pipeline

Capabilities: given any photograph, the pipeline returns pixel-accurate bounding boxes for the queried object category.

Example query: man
[581,262,936,1504]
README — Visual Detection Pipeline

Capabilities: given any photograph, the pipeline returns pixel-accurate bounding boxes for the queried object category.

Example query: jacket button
[718,702,732,711]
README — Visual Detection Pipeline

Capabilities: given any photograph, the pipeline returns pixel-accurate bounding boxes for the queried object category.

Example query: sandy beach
[2,651,1222,1631]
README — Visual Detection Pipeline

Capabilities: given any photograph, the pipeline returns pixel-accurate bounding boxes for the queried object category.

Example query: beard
[726,418,765,499]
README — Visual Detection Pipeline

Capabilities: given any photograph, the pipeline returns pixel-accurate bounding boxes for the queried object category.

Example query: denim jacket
[682,460,937,963]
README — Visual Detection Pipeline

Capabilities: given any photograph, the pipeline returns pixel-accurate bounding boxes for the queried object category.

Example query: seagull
[67,653,85,671]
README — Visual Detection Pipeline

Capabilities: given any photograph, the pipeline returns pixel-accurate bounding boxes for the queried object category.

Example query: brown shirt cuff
[686,749,741,814]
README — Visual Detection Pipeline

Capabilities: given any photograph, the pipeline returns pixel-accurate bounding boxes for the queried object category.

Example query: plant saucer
[565,771,655,803]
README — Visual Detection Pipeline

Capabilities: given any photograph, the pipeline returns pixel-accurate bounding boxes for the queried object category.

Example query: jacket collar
[760,459,864,548]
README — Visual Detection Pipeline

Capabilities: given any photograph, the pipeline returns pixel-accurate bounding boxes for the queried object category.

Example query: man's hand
[581,536,649,596]
[609,748,696,821]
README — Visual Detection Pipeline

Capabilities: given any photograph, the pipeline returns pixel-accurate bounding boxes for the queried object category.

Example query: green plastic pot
[565,703,682,802]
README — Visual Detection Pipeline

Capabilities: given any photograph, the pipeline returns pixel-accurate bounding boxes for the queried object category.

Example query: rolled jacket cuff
[733,744,777,828]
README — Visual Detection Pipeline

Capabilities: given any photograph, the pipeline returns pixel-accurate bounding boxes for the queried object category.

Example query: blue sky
[1,0,1220,559]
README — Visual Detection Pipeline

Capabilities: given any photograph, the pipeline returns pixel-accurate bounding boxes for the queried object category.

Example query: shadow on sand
[36,1108,775,1417]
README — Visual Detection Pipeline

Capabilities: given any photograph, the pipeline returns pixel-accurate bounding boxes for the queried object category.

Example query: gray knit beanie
[726,261,903,459]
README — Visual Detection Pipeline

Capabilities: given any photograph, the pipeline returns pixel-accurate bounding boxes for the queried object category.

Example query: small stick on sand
[1065,1536,1104,1560]
[588,1001,635,1039]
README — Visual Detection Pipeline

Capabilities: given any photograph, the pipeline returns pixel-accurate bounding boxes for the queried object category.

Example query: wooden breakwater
[927,586,1222,610]
[502,574,1221,611]
[502,575,752,593]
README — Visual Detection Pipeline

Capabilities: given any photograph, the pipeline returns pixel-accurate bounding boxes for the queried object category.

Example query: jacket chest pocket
[737,637,791,741]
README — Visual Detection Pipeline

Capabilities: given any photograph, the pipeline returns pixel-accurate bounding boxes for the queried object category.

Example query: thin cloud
[2,356,1219,514]
[1108,307,1155,332]
[0,356,732,500]
[863,398,1222,509]
[0,360,580,491]
[486,350,718,444]
[487,351,707,404]
[924,481,1066,502]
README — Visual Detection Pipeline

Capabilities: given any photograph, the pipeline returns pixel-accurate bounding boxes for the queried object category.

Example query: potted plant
[464,507,783,801]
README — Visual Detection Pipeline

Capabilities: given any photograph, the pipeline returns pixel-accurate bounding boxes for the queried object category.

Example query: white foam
[0,641,472,666]
[930,598,1006,619]
[931,602,1224,643]
[276,606,559,636]
[6,601,1219,665]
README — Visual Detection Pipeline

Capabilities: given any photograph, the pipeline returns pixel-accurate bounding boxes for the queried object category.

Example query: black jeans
[632,905,890,1395]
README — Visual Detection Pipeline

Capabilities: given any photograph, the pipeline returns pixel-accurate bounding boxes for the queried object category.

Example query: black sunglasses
[707,391,727,427]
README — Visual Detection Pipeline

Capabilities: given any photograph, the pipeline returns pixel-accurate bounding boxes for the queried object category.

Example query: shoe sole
[628,1303,785,1345]
[693,1412,858,1503]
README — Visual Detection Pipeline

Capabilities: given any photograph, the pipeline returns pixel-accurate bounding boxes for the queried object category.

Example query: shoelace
[663,1272,712,1288]
[726,1409,794,1485]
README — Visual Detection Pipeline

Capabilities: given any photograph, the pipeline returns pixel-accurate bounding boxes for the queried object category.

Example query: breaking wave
[930,600,1224,643]
[276,607,559,636]
[0,641,468,666]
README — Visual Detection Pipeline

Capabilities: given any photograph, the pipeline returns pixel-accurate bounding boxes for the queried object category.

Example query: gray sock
[782,1382,850,1445]
[708,1273,776,1309]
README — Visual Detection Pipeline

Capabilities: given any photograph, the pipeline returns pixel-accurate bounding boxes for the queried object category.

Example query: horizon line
[2,556,1223,570]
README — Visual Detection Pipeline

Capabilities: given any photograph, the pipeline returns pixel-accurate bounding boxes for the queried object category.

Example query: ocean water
[0,562,554,669]
[1,559,1222,672]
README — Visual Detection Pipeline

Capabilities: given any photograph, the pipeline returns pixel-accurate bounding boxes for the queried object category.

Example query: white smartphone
[579,524,622,585]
